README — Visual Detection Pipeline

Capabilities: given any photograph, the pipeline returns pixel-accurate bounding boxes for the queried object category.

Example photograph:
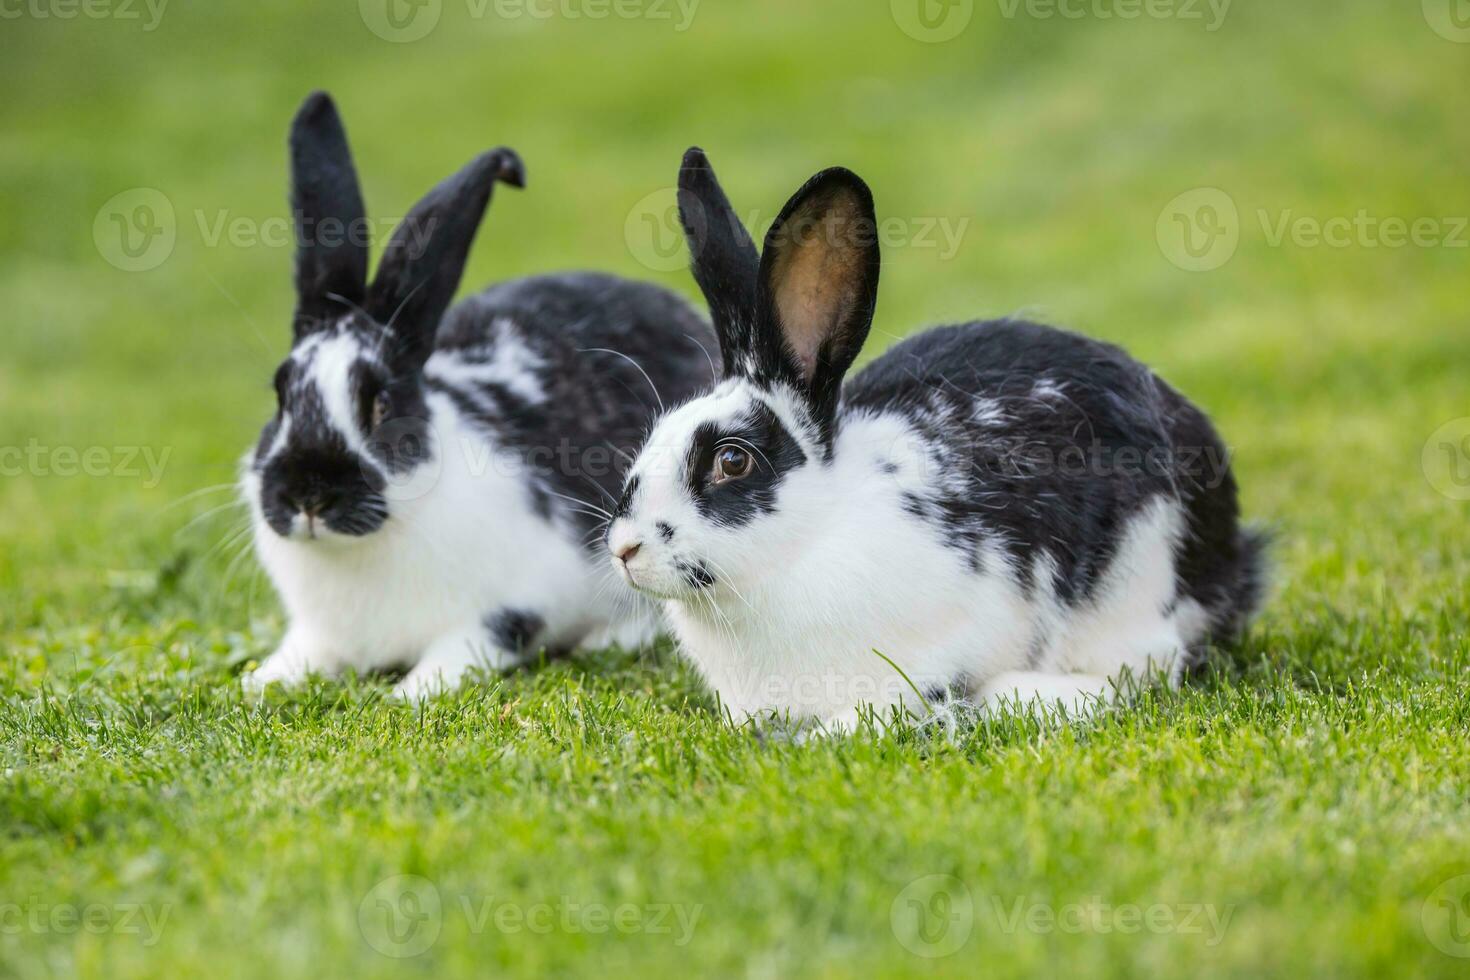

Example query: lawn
[2,0,1469,976]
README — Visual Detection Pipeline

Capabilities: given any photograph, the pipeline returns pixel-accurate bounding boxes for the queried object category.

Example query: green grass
[3,1,1469,976]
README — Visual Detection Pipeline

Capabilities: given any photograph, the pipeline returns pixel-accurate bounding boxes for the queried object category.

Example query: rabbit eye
[712,445,754,485]
[370,390,392,431]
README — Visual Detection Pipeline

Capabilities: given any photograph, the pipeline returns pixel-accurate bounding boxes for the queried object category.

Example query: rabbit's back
[844,318,1263,650]
[429,273,719,535]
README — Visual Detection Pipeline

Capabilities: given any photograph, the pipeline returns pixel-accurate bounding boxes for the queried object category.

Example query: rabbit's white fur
[603,150,1260,733]
[609,378,1200,731]
[244,334,653,701]
[240,94,712,699]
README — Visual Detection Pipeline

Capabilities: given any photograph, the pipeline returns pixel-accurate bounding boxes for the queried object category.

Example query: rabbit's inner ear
[762,177,879,391]
[770,210,865,378]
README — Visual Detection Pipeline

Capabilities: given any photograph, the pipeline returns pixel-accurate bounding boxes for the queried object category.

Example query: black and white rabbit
[605,149,1265,731]
[241,94,718,699]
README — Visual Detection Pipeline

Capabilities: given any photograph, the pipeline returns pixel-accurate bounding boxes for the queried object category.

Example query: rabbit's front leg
[242,626,339,693]
[391,625,517,703]
[797,700,916,741]
[978,671,1116,720]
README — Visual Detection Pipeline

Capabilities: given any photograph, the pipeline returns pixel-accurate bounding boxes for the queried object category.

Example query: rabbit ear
[366,148,526,373]
[757,168,880,429]
[289,92,370,333]
[678,148,760,375]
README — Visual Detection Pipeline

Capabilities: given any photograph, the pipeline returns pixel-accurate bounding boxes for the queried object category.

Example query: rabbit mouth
[615,555,716,602]
[263,490,390,542]
[284,513,341,543]
[614,561,666,598]
[278,510,384,544]
[612,559,683,601]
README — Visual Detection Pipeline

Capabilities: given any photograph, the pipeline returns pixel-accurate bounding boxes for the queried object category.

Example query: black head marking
[257,417,389,540]
[683,401,807,527]
[612,474,641,520]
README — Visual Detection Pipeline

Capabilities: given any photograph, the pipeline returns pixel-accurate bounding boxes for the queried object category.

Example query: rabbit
[240,93,719,700]
[603,148,1266,733]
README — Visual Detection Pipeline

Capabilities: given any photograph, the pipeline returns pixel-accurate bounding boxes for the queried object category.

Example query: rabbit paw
[391,629,516,703]
[242,632,332,694]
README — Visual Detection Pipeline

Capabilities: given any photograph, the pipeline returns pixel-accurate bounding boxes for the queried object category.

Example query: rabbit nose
[615,542,642,563]
[293,490,336,518]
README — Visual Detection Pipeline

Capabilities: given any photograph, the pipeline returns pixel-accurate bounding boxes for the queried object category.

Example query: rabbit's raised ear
[758,168,880,429]
[290,92,370,332]
[366,148,526,373]
[678,148,759,372]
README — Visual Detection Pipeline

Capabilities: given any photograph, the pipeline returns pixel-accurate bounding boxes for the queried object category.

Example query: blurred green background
[2,1,1469,977]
